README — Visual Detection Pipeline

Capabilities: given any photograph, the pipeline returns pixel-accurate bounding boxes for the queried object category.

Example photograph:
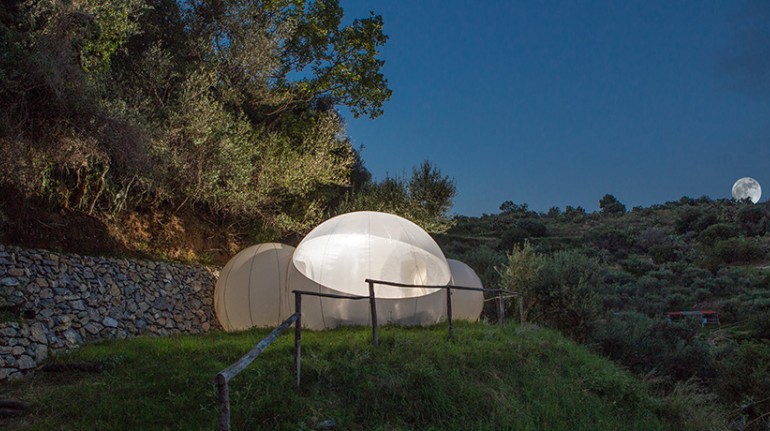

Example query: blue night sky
[339,0,770,216]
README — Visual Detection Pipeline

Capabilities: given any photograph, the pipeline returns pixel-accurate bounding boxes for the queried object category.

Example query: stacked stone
[0,245,221,380]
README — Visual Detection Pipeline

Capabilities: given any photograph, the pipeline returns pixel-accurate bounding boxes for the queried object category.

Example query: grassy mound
[4,323,679,430]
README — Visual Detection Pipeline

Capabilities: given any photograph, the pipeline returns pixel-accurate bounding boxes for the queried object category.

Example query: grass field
[2,322,696,430]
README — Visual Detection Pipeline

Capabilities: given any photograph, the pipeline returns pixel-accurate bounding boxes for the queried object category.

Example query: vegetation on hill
[0,323,723,430]
[0,0,454,263]
[439,195,770,430]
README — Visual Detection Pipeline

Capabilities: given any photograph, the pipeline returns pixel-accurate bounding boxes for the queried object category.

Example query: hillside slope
[2,323,703,431]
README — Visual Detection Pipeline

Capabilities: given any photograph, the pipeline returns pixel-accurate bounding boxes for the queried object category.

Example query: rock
[30,323,48,344]
[0,368,14,380]
[153,297,171,311]
[1,277,19,287]
[17,355,35,370]
[39,288,53,299]
[84,323,101,335]
[35,277,49,288]
[63,329,82,345]
[135,319,147,331]
[110,285,121,297]
[1,327,18,337]
[202,322,211,331]
[103,317,118,328]
[12,346,25,355]
[7,268,25,277]
[316,419,337,430]
[71,300,85,311]
[35,344,48,361]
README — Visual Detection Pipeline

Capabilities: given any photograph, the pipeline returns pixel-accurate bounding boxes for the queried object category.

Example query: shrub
[592,313,715,381]
[711,238,766,264]
[698,223,737,246]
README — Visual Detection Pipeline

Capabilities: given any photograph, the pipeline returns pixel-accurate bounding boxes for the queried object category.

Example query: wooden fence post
[294,292,302,387]
[369,281,379,346]
[518,295,524,324]
[215,375,230,431]
[497,291,505,327]
[446,287,453,339]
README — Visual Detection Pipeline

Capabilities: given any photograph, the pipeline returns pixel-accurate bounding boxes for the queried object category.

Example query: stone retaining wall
[0,244,221,380]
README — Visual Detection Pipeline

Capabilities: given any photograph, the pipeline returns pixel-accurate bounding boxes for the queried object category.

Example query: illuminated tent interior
[291,211,451,298]
[214,212,486,331]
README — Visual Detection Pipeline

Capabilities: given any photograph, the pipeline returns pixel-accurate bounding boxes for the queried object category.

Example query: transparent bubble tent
[214,212,485,331]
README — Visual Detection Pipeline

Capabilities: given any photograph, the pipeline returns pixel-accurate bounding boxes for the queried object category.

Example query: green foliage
[736,204,769,237]
[499,200,529,215]
[442,197,769,428]
[675,205,718,234]
[714,342,770,430]
[709,237,766,265]
[497,240,545,321]
[592,313,715,382]
[698,223,737,246]
[498,245,604,341]
[2,324,697,431]
[536,250,605,341]
[0,0,402,240]
[337,160,456,233]
[599,193,626,215]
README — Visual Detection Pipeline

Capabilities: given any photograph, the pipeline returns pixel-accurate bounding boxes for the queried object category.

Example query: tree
[599,194,626,215]
[499,200,528,215]
[336,160,456,233]
[0,0,393,238]
[497,240,544,322]
[499,245,604,341]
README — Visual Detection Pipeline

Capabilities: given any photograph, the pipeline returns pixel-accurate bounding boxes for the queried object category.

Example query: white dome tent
[447,259,485,322]
[291,211,451,299]
[287,263,446,330]
[213,213,486,332]
[213,243,295,331]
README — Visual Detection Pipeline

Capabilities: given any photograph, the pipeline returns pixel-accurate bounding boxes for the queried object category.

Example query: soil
[0,187,247,266]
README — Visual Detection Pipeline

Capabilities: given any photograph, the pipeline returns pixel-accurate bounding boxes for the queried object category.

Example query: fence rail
[214,281,522,430]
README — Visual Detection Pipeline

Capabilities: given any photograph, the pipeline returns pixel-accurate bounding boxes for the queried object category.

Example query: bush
[711,238,766,264]
[714,342,770,430]
[533,250,605,341]
[698,223,737,246]
[592,313,715,381]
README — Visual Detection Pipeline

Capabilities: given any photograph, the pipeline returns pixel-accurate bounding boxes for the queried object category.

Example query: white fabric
[447,259,485,322]
[287,263,446,330]
[292,211,451,299]
[214,243,295,331]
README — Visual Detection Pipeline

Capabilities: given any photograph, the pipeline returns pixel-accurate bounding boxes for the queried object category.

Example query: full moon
[732,177,762,203]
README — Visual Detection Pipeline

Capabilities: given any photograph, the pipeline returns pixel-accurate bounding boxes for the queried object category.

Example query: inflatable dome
[447,259,484,321]
[292,211,451,299]
[287,263,445,330]
[285,259,483,330]
[214,243,295,331]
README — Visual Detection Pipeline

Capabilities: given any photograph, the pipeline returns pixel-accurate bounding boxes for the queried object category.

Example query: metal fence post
[446,286,453,339]
[369,281,379,346]
[294,292,302,387]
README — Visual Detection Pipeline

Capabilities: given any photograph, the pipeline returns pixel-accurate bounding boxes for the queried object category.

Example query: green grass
[3,322,684,430]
